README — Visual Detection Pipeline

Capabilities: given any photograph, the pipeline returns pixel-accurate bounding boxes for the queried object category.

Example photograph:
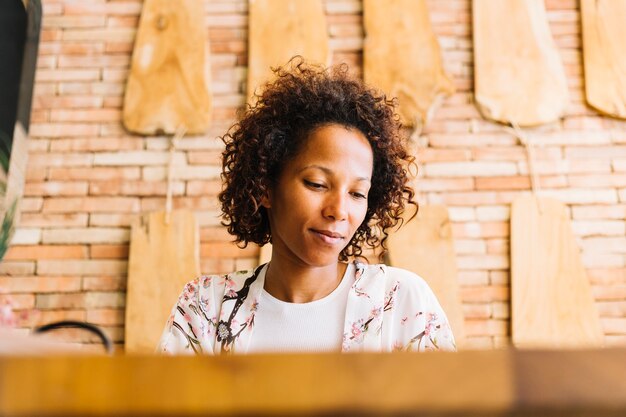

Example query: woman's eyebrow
[299,165,371,182]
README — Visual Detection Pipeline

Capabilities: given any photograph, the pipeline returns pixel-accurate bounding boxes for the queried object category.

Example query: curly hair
[219,58,416,261]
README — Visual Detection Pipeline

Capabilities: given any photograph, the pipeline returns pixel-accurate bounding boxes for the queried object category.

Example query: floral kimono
[159,262,456,354]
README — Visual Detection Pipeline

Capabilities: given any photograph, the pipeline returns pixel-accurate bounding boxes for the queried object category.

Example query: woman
[159,59,456,354]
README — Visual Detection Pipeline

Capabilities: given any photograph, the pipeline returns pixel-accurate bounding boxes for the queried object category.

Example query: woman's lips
[311,229,344,245]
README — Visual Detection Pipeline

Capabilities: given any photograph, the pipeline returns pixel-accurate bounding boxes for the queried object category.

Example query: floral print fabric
[158,262,456,354]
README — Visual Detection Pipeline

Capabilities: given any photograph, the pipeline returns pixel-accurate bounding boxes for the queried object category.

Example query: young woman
[159,59,456,354]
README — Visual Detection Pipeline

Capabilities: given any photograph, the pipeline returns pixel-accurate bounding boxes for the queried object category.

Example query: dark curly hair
[219,58,416,261]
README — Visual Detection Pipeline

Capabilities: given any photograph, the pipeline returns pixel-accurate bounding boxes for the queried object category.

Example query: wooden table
[1,349,625,416]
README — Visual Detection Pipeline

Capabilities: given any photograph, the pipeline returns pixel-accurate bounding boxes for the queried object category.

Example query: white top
[159,262,456,354]
[247,263,354,353]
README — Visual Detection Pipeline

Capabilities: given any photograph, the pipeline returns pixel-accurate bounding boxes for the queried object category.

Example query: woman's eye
[351,192,367,200]
[304,180,325,189]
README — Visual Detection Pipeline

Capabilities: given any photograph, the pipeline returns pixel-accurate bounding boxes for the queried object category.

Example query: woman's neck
[263,258,348,303]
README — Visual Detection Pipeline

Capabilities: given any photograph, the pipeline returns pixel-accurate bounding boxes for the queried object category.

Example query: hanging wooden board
[125,210,200,354]
[386,205,465,346]
[123,0,212,135]
[473,0,569,126]
[247,0,329,102]
[581,0,626,119]
[363,0,455,128]
[258,243,272,266]
[511,195,604,349]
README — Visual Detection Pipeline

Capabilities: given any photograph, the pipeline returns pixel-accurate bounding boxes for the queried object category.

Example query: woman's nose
[322,193,348,221]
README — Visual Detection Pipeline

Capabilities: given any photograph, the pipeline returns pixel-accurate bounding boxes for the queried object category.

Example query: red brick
[104,42,133,53]
[141,197,219,212]
[25,167,47,181]
[35,69,100,82]
[43,16,106,28]
[3,245,86,260]
[187,151,222,165]
[199,226,233,242]
[29,124,100,138]
[89,214,136,227]
[102,96,123,108]
[50,138,143,152]
[186,180,222,196]
[34,95,104,109]
[21,309,86,328]
[24,181,89,196]
[49,109,122,122]
[57,55,130,68]
[82,276,126,291]
[86,309,124,326]
[64,2,142,16]
[475,176,568,190]
[0,276,82,293]
[89,180,184,197]
[465,319,509,337]
[36,293,86,310]
[0,294,35,309]
[42,197,140,213]
[201,242,258,258]
[592,285,626,301]
[107,17,139,28]
[90,245,129,259]
[40,29,62,42]
[20,213,89,228]
[588,268,626,285]
[460,286,510,303]
[85,292,125,308]
[48,167,141,181]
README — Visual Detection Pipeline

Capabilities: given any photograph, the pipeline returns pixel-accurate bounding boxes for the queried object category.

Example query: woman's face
[262,123,374,267]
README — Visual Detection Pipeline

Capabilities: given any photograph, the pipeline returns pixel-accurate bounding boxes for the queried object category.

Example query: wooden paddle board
[125,210,200,354]
[247,0,329,102]
[123,0,212,135]
[386,205,465,346]
[511,195,604,349]
[581,0,626,119]
[473,0,569,126]
[363,0,454,128]
[259,243,272,266]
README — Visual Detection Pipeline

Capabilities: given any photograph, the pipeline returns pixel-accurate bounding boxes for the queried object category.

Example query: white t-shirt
[247,263,354,353]
[159,262,456,354]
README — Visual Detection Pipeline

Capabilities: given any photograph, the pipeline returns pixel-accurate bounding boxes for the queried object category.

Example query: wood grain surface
[511,195,604,349]
[123,0,212,135]
[363,0,455,128]
[386,205,466,347]
[247,0,329,102]
[125,210,200,354]
[473,0,569,126]
[581,0,626,119]
[2,349,626,416]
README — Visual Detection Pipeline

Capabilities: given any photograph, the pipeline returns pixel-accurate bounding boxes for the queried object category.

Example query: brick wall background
[2,0,625,350]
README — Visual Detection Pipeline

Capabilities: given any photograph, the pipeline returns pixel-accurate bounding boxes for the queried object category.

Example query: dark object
[0,0,41,169]
[34,320,114,354]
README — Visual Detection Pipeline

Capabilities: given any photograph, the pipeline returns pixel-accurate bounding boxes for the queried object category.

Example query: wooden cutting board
[511,195,604,349]
[386,205,465,346]
[363,0,454,128]
[581,0,626,119]
[125,210,200,354]
[259,243,272,266]
[247,0,329,102]
[123,0,212,135]
[473,0,569,126]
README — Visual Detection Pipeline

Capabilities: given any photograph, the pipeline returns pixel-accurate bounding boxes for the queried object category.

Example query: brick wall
[2,0,625,350]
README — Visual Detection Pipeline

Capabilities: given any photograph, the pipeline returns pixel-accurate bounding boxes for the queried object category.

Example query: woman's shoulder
[356,262,431,290]
[180,267,261,297]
